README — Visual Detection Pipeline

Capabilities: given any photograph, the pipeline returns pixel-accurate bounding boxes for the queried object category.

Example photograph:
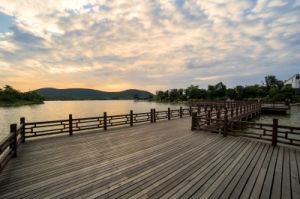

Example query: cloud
[9,26,44,45]
[0,0,299,92]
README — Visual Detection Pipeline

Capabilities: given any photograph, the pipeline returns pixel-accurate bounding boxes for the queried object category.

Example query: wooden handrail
[0,122,24,172]
[193,102,299,147]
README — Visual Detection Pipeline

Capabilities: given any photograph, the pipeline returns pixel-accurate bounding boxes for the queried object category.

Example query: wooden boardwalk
[0,118,299,199]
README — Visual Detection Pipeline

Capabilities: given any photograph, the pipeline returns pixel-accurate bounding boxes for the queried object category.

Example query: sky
[0,0,299,93]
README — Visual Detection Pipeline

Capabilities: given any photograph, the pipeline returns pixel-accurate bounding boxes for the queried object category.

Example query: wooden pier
[261,102,290,114]
[0,118,299,198]
[0,103,299,198]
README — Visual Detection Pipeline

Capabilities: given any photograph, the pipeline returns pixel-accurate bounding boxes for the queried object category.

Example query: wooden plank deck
[0,118,299,199]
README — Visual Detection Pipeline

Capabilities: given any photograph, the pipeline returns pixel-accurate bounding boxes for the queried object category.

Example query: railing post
[103,112,107,130]
[223,108,228,137]
[217,108,221,133]
[168,108,171,120]
[207,110,211,125]
[153,108,156,123]
[130,110,133,127]
[217,108,220,120]
[69,114,73,136]
[272,119,278,147]
[191,112,197,130]
[180,107,183,118]
[150,109,154,123]
[189,106,192,116]
[10,124,17,158]
[20,117,25,143]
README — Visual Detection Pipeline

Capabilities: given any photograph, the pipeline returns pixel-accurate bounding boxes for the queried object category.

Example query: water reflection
[254,105,300,127]
[0,100,184,138]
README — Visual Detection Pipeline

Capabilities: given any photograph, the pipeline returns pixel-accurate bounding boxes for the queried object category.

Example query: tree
[265,75,283,88]
[169,89,180,102]
[208,82,226,99]
[133,93,139,99]
[155,91,165,101]
[185,85,208,99]
[153,76,297,102]
[0,85,44,104]
[226,88,237,100]
[265,75,277,88]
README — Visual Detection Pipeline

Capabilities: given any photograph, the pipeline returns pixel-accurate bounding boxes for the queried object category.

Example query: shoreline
[0,101,44,107]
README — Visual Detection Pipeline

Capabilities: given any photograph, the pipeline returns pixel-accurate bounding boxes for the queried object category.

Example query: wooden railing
[23,107,193,138]
[192,103,300,147]
[0,107,194,172]
[0,118,25,172]
[261,101,290,109]
[224,119,300,147]
[191,102,262,130]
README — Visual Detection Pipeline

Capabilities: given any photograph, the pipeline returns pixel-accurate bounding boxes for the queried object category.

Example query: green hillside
[35,88,153,100]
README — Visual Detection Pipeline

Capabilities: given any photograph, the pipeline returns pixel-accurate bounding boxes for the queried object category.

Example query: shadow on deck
[0,118,299,198]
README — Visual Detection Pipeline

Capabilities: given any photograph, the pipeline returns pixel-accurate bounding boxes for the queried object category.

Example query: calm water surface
[254,105,300,126]
[0,100,185,139]
[0,101,299,140]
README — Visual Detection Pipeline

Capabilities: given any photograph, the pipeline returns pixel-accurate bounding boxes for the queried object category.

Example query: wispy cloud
[0,0,299,92]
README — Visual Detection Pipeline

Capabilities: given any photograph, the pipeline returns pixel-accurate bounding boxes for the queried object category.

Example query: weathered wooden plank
[239,145,270,198]
[149,139,246,199]
[0,117,297,199]
[271,146,284,199]
[281,148,291,199]
[249,146,274,198]
[218,143,264,199]
[1,132,193,182]
[207,142,261,198]
[91,137,235,199]
[4,134,221,198]
[230,144,269,199]
[2,119,191,173]
[290,149,300,198]
[0,134,197,191]
[295,150,300,183]
[260,146,279,198]
[126,138,243,199]
[2,135,214,198]
[197,142,254,199]
[186,141,250,199]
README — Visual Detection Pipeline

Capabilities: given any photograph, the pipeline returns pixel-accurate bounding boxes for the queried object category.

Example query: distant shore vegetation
[153,76,300,103]
[0,85,44,106]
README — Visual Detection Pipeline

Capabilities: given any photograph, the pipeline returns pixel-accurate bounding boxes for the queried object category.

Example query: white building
[284,74,300,95]
[284,74,300,89]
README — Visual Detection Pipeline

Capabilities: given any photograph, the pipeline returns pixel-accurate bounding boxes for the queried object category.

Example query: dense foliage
[154,76,298,103]
[0,85,44,106]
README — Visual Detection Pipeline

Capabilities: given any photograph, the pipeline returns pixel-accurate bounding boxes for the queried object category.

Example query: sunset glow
[0,0,299,92]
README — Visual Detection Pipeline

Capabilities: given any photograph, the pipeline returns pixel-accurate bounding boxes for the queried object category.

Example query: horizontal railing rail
[261,101,290,110]
[0,107,195,173]
[1,101,295,174]
[23,107,194,138]
[192,102,299,147]
[0,119,25,172]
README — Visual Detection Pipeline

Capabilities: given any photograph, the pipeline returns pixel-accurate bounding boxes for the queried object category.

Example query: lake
[0,101,299,140]
[254,105,300,126]
[0,100,185,139]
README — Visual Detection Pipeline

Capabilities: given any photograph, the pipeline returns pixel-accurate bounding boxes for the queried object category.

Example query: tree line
[0,85,44,105]
[154,76,299,102]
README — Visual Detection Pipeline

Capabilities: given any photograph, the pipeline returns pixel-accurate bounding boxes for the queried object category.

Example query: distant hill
[35,88,153,100]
